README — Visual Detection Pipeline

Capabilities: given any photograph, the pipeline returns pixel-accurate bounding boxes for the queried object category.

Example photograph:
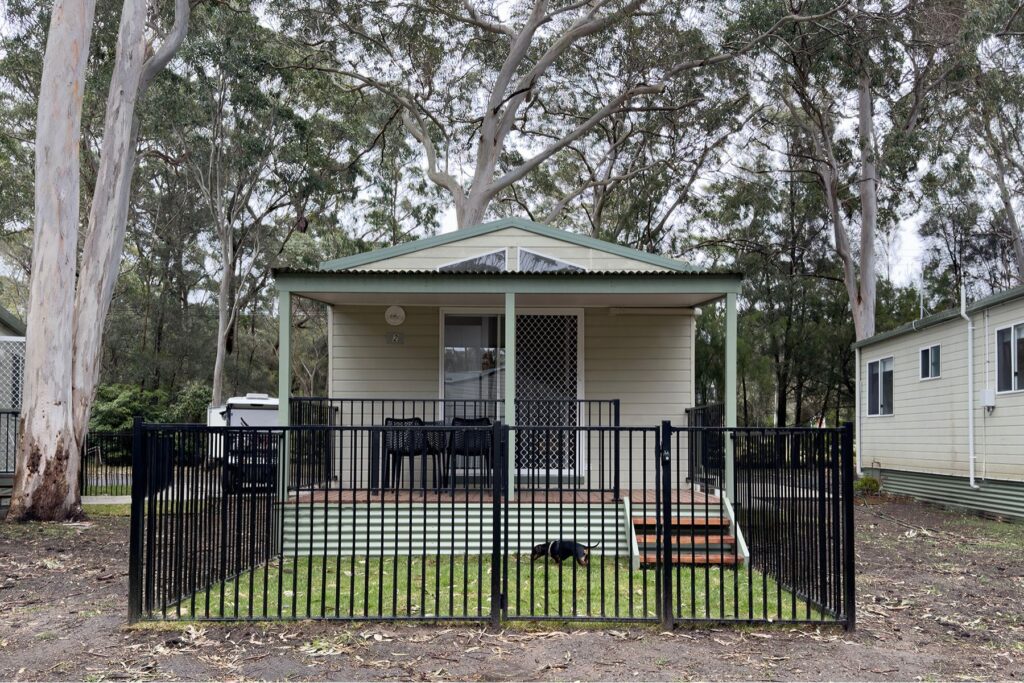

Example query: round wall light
[384,305,406,326]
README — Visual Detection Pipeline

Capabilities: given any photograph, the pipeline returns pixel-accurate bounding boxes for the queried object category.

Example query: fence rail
[128,420,855,629]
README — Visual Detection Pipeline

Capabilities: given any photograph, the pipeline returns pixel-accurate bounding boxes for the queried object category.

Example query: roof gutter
[960,286,979,490]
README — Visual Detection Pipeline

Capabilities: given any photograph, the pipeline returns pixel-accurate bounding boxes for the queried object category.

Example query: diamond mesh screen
[0,338,25,411]
[0,337,24,472]
[515,315,578,470]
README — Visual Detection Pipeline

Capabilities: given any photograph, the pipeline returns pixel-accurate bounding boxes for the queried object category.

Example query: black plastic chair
[382,417,425,488]
[448,416,493,489]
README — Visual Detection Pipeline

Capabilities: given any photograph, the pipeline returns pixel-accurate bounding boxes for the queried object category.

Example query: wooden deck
[287,487,720,506]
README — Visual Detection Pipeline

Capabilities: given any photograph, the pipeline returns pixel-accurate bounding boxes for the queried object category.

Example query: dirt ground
[1,499,1022,682]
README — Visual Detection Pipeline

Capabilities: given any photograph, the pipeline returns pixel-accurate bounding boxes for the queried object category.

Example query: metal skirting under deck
[0,471,12,518]
[868,468,1024,522]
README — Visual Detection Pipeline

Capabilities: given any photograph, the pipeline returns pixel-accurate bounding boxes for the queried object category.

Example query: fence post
[128,416,146,623]
[659,420,673,630]
[612,399,621,499]
[841,422,856,630]
[490,421,504,628]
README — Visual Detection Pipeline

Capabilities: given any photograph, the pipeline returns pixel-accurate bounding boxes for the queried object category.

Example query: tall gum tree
[277,0,845,229]
[10,0,189,521]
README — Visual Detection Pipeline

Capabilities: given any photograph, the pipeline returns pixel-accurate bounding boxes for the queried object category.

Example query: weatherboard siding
[350,227,671,273]
[329,305,694,486]
[858,295,1024,484]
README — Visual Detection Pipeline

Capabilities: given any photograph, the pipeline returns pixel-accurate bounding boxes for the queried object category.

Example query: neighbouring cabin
[0,304,26,518]
[855,284,1024,520]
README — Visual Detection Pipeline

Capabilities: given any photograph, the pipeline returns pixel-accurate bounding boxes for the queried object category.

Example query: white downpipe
[855,346,862,475]
[960,287,979,489]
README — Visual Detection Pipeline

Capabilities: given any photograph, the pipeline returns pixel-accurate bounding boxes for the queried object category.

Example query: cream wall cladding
[351,227,672,273]
[858,294,1024,483]
[329,305,696,487]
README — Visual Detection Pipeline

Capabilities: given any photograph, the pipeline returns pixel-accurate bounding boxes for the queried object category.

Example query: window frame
[866,355,895,417]
[995,321,1024,395]
[919,344,941,381]
[436,248,510,273]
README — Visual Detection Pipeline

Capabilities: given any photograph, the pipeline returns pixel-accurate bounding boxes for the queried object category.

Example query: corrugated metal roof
[316,218,705,274]
[274,267,743,278]
[854,283,1024,349]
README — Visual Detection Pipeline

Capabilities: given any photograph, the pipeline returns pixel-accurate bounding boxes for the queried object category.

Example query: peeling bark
[9,0,97,521]
[10,0,190,522]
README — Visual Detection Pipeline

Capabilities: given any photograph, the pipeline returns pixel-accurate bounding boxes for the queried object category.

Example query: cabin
[854,284,1024,520]
[273,217,744,567]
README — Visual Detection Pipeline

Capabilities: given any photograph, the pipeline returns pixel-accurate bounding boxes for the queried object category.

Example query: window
[867,357,894,416]
[920,344,940,380]
[443,315,504,405]
[438,250,507,273]
[996,322,1024,393]
[518,249,585,273]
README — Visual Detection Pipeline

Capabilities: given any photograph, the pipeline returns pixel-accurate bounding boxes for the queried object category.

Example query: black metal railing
[0,409,17,473]
[80,431,135,495]
[290,397,620,431]
[128,420,855,629]
[685,403,724,491]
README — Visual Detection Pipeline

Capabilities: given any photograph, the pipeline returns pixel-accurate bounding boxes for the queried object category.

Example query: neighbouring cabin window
[518,249,585,273]
[443,315,505,415]
[439,250,507,273]
[920,345,940,379]
[996,322,1024,392]
[867,357,894,416]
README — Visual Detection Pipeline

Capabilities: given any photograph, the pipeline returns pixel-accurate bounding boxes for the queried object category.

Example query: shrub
[167,381,212,424]
[853,475,881,497]
[89,384,169,432]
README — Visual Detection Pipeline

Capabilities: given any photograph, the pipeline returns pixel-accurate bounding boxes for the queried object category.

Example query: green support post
[724,292,737,503]
[504,291,516,501]
[276,289,291,554]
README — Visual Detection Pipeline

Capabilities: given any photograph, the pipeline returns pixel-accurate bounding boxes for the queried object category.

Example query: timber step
[635,534,735,546]
[631,516,728,527]
[632,514,742,568]
[639,552,741,566]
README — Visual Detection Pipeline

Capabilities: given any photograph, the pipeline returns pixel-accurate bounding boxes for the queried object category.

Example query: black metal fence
[129,420,855,629]
[80,431,134,495]
[0,409,17,473]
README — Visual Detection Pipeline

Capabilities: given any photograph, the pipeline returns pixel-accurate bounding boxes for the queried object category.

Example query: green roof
[0,305,25,336]
[318,217,703,274]
[854,283,1024,349]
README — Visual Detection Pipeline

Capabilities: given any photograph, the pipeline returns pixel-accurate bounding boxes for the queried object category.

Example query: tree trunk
[855,68,878,340]
[71,0,148,448]
[991,158,1024,283]
[211,235,234,407]
[9,0,98,521]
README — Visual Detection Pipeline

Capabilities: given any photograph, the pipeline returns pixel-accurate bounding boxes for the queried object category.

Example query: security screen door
[514,314,580,473]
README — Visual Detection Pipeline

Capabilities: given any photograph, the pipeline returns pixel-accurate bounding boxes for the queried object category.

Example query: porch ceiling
[277,269,741,309]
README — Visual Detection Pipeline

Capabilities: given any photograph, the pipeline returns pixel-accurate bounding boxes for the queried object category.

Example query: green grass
[82,503,131,517]
[81,484,131,496]
[164,554,824,623]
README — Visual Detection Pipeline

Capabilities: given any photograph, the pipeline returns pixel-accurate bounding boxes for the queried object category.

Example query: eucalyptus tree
[275,0,843,229]
[966,13,1024,282]
[166,3,389,407]
[10,0,189,521]
[748,0,992,339]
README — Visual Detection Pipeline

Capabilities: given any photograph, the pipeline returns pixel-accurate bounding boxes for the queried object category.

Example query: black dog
[530,540,601,567]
